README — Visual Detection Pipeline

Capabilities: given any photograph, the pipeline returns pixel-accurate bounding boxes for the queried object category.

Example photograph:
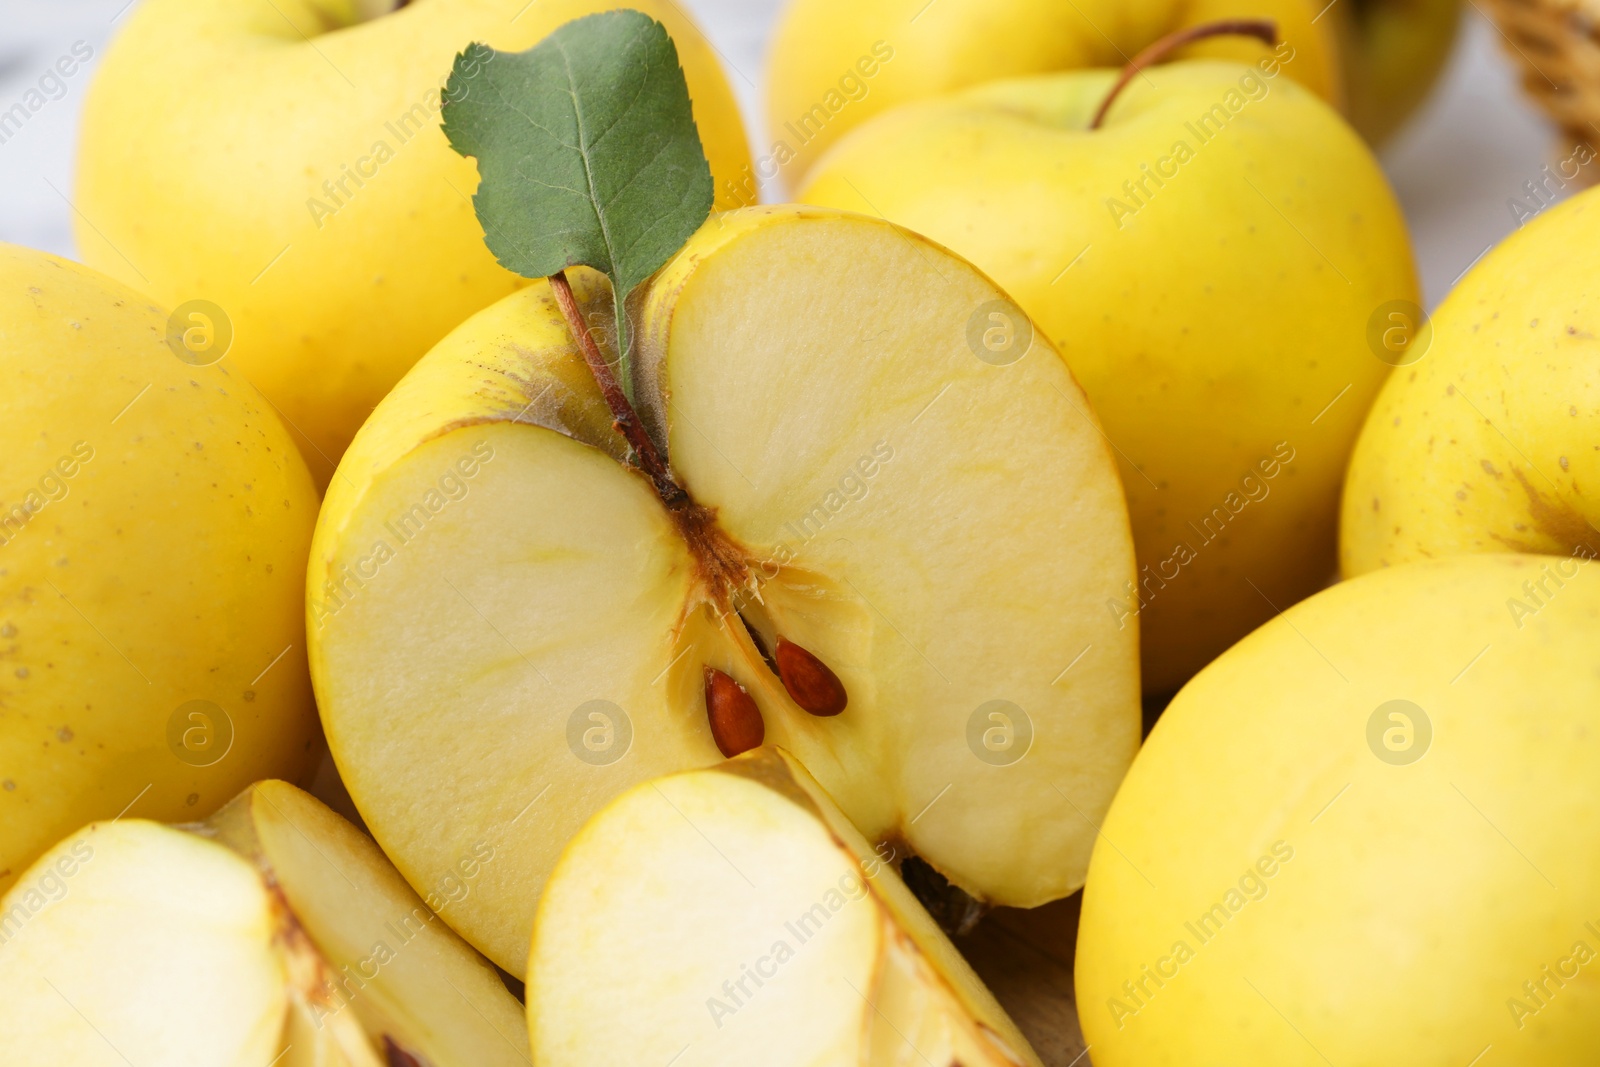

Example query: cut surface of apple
[531,748,1039,1066]
[310,205,1142,971]
[0,781,528,1067]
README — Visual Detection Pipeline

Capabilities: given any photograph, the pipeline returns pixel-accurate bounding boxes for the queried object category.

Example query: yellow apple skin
[76,0,753,484]
[1333,0,1460,144]
[1343,187,1600,575]
[0,244,319,894]
[1076,554,1600,1063]
[801,62,1419,693]
[763,0,1341,188]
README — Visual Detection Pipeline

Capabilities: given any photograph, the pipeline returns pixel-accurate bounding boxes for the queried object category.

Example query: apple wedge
[310,205,1141,971]
[0,781,528,1066]
[531,748,1039,1066]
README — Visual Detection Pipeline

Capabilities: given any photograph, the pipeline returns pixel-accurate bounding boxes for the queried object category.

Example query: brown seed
[705,667,764,757]
[384,1036,425,1067]
[775,638,848,717]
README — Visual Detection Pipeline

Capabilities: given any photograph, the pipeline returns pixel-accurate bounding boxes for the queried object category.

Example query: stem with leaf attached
[548,270,688,509]
[1089,18,1278,131]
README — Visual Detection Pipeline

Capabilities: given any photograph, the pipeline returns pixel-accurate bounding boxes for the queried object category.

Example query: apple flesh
[310,205,1142,972]
[798,61,1420,693]
[0,242,318,896]
[75,0,753,479]
[0,781,528,1066]
[531,748,1040,1066]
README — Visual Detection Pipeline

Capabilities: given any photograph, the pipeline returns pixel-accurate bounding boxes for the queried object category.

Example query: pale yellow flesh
[0,821,287,1067]
[1342,187,1600,575]
[0,243,319,895]
[207,780,531,1066]
[800,62,1418,692]
[763,0,1341,187]
[311,205,1141,972]
[75,0,752,479]
[1076,555,1600,1064]
[529,749,1038,1067]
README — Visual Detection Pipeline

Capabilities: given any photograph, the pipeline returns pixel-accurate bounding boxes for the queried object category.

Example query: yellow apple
[0,243,317,896]
[75,0,752,484]
[800,59,1419,693]
[1343,183,1599,576]
[1077,554,1600,1062]
[762,0,1342,188]
[309,205,1142,971]
[1332,0,1461,144]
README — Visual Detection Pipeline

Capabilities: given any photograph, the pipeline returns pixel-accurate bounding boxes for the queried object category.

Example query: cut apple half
[531,748,1040,1066]
[310,205,1141,971]
[0,781,528,1066]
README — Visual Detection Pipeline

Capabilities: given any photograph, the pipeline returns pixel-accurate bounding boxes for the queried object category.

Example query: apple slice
[0,781,528,1066]
[530,748,1039,1066]
[310,204,1142,971]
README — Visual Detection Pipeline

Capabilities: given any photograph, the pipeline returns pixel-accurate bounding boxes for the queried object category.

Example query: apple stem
[1088,18,1278,131]
[549,270,688,509]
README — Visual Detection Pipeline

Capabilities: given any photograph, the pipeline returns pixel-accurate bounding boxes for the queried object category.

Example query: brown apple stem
[548,270,688,509]
[1088,18,1278,130]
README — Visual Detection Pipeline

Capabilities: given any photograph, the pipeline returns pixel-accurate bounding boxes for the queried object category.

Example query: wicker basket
[1485,0,1600,172]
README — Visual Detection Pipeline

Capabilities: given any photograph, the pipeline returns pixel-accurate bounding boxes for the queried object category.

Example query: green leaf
[441,10,714,395]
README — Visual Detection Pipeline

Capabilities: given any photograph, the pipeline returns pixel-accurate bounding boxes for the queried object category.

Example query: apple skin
[1075,554,1600,1063]
[799,60,1419,694]
[1333,0,1460,144]
[1342,185,1600,576]
[75,0,753,485]
[763,0,1342,189]
[0,243,318,896]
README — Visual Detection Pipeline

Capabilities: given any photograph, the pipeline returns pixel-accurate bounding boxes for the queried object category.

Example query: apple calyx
[775,636,849,716]
[705,667,766,756]
[1088,17,1279,130]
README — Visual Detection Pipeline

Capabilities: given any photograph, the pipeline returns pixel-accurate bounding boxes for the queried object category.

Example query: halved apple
[0,781,527,1066]
[530,748,1039,1065]
[310,205,1141,971]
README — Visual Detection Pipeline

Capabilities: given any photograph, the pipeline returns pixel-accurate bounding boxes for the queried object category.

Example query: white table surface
[0,0,1572,309]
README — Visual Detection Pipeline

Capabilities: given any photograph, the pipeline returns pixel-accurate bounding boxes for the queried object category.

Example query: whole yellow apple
[1077,554,1600,1063]
[1332,0,1461,144]
[0,243,318,895]
[75,0,752,484]
[800,59,1419,693]
[763,0,1342,189]
[1343,183,1599,575]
